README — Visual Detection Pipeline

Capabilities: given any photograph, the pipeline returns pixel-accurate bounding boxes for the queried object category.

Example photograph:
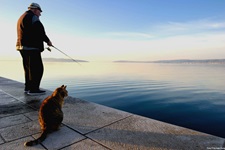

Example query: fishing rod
[46,46,81,66]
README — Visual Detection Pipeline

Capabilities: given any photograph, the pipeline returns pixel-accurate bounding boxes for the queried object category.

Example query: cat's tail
[24,130,47,146]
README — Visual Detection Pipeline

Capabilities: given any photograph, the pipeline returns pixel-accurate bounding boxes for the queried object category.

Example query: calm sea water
[1,60,225,138]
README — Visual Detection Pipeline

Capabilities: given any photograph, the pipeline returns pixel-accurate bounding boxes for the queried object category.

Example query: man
[16,3,52,95]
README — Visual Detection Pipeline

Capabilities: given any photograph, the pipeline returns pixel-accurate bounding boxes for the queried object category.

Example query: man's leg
[19,51,31,92]
[29,51,44,92]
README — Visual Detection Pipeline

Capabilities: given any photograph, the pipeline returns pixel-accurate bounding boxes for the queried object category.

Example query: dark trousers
[20,51,44,91]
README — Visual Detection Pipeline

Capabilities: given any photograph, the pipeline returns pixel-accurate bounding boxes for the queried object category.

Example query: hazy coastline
[1,58,225,64]
[114,59,225,64]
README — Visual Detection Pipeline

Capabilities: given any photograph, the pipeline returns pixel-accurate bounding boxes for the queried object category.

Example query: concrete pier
[0,76,224,150]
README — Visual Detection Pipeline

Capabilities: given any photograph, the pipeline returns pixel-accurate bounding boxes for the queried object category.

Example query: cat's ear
[61,85,67,89]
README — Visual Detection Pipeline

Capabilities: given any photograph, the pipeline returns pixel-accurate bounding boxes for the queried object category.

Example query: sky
[0,0,225,61]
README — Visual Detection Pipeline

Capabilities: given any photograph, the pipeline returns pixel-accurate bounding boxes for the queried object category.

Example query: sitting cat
[24,85,68,146]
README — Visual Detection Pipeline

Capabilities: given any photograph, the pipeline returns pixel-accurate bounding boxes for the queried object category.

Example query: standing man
[16,3,52,95]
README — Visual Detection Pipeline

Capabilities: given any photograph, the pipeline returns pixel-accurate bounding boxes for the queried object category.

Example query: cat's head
[53,85,68,98]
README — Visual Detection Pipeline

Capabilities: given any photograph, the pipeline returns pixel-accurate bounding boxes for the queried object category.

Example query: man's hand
[47,41,53,47]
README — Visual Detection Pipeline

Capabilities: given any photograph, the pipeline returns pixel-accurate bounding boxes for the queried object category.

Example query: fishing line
[46,46,82,66]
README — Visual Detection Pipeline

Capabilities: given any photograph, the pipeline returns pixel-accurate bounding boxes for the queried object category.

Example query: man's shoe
[24,90,29,93]
[24,88,30,93]
[27,90,46,96]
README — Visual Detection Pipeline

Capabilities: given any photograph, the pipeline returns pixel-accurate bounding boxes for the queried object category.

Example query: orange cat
[24,85,68,146]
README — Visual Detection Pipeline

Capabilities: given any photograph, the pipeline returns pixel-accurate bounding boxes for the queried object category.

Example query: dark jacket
[16,10,50,52]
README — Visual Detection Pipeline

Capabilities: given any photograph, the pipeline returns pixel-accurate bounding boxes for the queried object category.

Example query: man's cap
[28,3,42,12]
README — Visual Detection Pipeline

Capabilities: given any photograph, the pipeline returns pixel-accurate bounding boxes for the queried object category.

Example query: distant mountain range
[43,58,88,62]
[114,59,225,64]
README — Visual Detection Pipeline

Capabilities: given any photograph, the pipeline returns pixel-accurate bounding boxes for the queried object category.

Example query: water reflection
[1,60,225,138]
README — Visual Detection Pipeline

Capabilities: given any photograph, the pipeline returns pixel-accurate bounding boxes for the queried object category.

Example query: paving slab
[87,115,225,150]
[0,77,52,110]
[0,77,22,86]
[0,114,31,129]
[0,90,18,105]
[0,120,40,142]
[63,96,131,134]
[0,136,45,150]
[61,139,110,150]
[32,126,86,149]
[0,91,35,118]
[23,111,39,121]
[0,136,4,145]
[4,90,51,110]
